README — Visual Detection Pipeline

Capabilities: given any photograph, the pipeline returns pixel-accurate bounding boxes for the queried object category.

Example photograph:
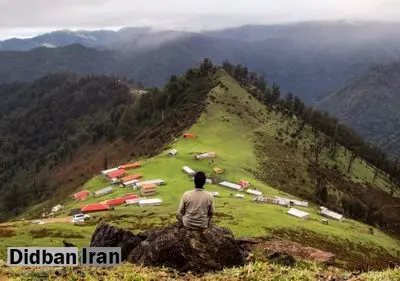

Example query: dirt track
[0,216,72,227]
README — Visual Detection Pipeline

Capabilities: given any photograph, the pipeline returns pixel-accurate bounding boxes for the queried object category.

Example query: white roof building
[273,196,309,207]
[51,205,63,213]
[287,208,309,219]
[320,207,344,221]
[182,166,195,176]
[125,198,141,206]
[211,192,220,197]
[101,167,119,175]
[235,194,244,199]
[136,179,165,187]
[195,152,216,160]
[246,189,263,196]
[139,199,163,206]
[168,149,178,156]
[252,196,287,206]
[123,179,139,186]
[93,186,114,197]
[219,181,243,191]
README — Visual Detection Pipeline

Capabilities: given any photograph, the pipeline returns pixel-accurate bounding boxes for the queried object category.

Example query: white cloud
[0,0,399,38]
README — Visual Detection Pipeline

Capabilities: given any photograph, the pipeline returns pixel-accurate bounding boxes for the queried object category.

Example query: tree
[315,177,328,203]
[200,58,214,75]
[311,132,327,164]
[271,83,281,104]
[347,152,358,174]
[103,154,108,170]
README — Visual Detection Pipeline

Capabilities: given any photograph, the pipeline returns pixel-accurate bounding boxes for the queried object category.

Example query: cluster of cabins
[69,161,163,215]
[181,147,344,224]
[62,132,344,224]
[252,195,344,222]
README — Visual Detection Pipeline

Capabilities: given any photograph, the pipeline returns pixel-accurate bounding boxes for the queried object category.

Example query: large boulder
[89,222,245,272]
[128,223,246,273]
[90,222,143,261]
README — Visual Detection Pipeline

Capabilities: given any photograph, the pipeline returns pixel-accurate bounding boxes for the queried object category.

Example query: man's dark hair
[194,171,206,189]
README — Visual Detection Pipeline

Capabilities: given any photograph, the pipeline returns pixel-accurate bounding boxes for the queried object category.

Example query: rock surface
[129,223,246,273]
[89,222,246,273]
[90,222,143,261]
[258,239,336,265]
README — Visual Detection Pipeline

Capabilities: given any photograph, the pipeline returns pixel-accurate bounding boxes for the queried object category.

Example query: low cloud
[0,0,399,38]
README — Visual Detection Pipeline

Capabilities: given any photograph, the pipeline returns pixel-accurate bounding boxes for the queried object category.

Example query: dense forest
[0,63,214,220]
[318,61,400,156]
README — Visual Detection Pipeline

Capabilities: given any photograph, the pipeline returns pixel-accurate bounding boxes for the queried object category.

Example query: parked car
[71,214,90,223]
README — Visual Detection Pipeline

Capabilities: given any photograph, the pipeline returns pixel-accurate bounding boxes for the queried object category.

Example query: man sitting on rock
[177,171,215,229]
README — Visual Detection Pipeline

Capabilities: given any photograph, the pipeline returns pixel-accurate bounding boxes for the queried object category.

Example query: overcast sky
[0,0,399,39]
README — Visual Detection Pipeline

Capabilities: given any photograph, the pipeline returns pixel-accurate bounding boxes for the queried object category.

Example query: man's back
[178,189,214,229]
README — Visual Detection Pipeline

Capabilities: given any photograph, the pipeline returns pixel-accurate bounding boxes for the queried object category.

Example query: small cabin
[136,179,165,187]
[51,204,63,213]
[118,162,142,170]
[121,173,142,183]
[195,152,216,160]
[320,206,344,221]
[93,186,114,197]
[238,180,250,188]
[141,184,157,196]
[73,190,90,201]
[235,194,244,199]
[219,181,242,191]
[183,133,196,139]
[287,208,309,220]
[101,167,119,175]
[81,203,110,213]
[139,199,163,206]
[182,166,195,176]
[123,179,139,187]
[246,189,263,196]
[106,169,126,180]
[168,149,178,156]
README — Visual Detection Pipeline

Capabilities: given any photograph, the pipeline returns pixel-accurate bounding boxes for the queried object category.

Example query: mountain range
[2,21,400,104]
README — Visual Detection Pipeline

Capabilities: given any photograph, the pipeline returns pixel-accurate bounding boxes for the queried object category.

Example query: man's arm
[208,196,215,218]
[178,194,186,215]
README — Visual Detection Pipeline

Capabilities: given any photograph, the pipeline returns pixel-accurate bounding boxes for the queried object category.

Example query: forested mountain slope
[1,22,400,103]
[0,64,214,220]
[318,62,400,155]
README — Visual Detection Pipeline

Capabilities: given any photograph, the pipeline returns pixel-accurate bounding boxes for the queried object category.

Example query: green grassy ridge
[1,69,399,265]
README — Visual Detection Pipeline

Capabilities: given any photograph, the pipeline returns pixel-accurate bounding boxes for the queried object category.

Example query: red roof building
[81,203,110,213]
[73,190,90,201]
[106,169,126,179]
[121,173,142,183]
[101,194,140,206]
[238,180,250,188]
[183,133,196,139]
[119,162,142,170]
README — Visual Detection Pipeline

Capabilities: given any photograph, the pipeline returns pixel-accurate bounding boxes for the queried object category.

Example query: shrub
[0,228,16,237]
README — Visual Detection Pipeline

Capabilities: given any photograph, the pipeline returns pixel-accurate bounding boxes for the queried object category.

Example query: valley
[1,68,399,275]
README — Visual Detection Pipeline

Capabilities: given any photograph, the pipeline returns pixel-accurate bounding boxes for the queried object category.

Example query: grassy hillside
[1,69,399,272]
[318,62,400,155]
[1,261,400,281]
